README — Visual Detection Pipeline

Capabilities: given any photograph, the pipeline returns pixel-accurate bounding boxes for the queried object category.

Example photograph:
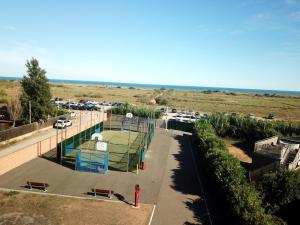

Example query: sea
[1,76,300,96]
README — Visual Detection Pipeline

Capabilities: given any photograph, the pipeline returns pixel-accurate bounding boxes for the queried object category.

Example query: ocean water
[1,76,300,96]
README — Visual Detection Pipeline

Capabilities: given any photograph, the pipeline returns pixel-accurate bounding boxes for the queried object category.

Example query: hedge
[111,104,162,119]
[194,120,285,225]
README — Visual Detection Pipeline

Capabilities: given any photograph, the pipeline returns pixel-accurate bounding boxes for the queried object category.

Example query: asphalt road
[0,128,220,225]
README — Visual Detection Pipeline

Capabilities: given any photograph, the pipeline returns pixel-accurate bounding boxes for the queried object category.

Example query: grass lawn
[0,190,153,225]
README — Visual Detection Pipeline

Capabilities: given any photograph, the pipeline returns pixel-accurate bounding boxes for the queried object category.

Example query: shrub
[257,168,300,213]
[207,113,300,142]
[155,96,168,105]
[194,120,284,225]
[111,104,162,119]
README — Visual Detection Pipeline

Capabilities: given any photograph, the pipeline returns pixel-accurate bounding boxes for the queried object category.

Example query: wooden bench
[27,181,49,192]
[91,188,114,199]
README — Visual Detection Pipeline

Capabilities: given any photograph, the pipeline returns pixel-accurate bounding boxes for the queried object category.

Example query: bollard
[134,184,140,208]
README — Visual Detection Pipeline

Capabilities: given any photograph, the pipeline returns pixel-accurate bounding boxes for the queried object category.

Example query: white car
[126,113,133,118]
[54,119,72,129]
[175,115,183,122]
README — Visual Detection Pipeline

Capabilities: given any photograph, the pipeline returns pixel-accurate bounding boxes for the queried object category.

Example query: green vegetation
[257,168,300,213]
[111,104,162,119]
[207,112,300,142]
[0,89,8,104]
[74,93,103,98]
[2,81,300,120]
[20,58,53,122]
[194,120,285,225]
[155,96,168,105]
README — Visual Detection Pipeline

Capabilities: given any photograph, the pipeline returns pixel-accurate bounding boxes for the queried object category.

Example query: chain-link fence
[103,114,154,172]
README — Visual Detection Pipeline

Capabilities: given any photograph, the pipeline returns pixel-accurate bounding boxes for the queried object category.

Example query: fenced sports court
[58,122,109,174]
[103,113,155,172]
[58,113,155,173]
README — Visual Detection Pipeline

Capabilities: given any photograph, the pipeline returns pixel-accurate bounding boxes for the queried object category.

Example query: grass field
[1,80,300,120]
[0,190,153,225]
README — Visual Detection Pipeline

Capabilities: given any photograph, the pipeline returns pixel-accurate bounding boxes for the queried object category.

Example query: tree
[20,58,53,123]
[7,95,22,127]
[258,168,300,213]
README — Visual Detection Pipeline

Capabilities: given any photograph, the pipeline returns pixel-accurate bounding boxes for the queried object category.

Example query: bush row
[194,120,285,225]
[111,104,162,119]
[207,113,300,142]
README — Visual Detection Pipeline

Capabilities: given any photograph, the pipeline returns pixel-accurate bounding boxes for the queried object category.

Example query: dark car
[172,108,177,113]
[85,104,96,111]
[266,113,275,119]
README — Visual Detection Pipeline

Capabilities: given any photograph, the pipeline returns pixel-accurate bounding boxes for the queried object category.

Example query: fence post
[127,119,132,172]
[60,127,63,165]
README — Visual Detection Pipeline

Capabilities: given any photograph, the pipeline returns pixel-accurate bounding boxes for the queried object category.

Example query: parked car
[190,116,196,123]
[175,114,183,122]
[53,117,72,129]
[246,113,255,119]
[126,113,133,118]
[172,108,177,113]
[266,113,275,119]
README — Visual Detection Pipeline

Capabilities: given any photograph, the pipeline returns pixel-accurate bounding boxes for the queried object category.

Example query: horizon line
[0,75,300,94]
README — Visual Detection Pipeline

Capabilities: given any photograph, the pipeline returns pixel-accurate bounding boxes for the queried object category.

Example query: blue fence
[75,150,109,174]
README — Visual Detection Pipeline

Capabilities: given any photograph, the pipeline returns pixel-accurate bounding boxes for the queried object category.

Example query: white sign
[96,141,107,151]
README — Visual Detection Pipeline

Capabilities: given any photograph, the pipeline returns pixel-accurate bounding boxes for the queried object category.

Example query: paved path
[0,128,220,225]
[0,111,101,157]
[0,129,172,205]
[152,130,211,225]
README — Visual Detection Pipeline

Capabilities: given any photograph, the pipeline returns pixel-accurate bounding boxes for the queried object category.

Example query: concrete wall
[0,112,107,176]
[254,136,278,152]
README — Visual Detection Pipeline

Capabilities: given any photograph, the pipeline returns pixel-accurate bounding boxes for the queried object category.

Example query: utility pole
[29,101,31,124]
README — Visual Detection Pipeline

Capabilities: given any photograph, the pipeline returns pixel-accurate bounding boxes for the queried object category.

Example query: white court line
[186,135,213,225]
[148,204,156,225]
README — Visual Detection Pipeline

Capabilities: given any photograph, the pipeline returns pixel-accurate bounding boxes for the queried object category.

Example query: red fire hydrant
[134,184,140,208]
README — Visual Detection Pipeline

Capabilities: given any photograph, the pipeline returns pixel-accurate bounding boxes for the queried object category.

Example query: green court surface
[102,130,141,171]
[68,130,143,171]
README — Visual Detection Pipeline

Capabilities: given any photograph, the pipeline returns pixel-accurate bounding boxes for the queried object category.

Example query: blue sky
[0,0,300,90]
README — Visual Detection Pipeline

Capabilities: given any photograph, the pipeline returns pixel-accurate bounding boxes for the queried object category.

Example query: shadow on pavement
[41,148,75,170]
[171,133,224,225]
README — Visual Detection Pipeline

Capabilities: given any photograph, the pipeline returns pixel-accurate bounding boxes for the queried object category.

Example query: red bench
[27,181,49,192]
[91,188,114,199]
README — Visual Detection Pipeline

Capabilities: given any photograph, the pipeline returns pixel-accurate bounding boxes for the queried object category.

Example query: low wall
[0,112,107,176]
[0,114,70,142]
[254,136,278,152]
[0,123,38,142]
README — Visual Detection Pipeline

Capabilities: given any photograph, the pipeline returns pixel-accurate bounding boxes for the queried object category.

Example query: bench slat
[91,188,114,198]
[27,181,49,191]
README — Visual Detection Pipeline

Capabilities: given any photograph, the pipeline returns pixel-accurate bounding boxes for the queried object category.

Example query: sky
[0,0,300,91]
